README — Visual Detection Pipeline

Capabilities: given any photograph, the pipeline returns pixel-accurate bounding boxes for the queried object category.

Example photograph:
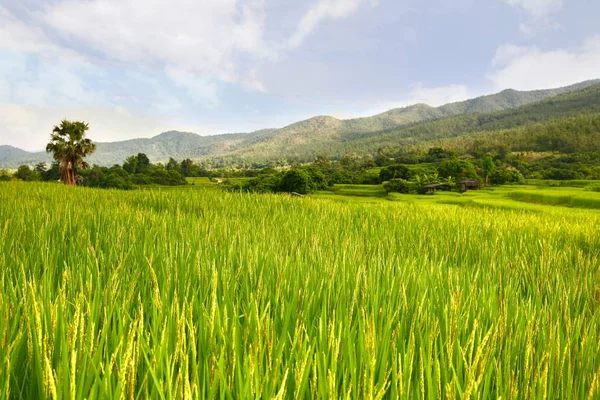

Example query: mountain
[191,80,600,162]
[0,145,29,161]
[1,80,599,168]
[0,145,43,168]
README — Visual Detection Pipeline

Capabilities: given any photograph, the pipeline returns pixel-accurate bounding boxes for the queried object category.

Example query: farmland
[0,181,599,399]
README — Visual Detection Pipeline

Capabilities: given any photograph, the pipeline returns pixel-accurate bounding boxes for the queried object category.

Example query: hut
[461,179,481,192]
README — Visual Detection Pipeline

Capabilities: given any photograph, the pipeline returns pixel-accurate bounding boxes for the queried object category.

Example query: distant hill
[196,80,600,162]
[1,79,599,168]
[0,145,30,162]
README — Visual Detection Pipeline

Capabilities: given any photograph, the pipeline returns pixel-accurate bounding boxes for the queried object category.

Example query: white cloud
[0,105,182,151]
[407,84,472,107]
[0,6,53,53]
[0,51,111,112]
[288,0,374,49]
[164,67,221,109]
[488,36,600,91]
[369,83,472,112]
[504,0,564,35]
[361,83,473,116]
[40,0,273,87]
[505,0,564,18]
[0,0,370,113]
[241,70,268,93]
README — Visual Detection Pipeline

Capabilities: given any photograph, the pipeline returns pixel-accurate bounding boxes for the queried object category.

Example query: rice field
[1,181,599,399]
[507,188,600,209]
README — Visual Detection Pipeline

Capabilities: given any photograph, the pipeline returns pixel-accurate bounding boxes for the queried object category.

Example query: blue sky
[1,0,599,150]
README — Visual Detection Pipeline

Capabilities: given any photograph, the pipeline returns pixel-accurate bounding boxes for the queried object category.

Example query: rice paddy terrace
[0,181,599,399]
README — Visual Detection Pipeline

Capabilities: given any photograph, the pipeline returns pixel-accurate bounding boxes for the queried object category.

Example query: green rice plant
[508,189,600,209]
[0,181,599,399]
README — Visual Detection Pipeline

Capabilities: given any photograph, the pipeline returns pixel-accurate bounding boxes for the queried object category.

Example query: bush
[490,169,524,185]
[379,165,410,183]
[543,168,584,180]
[131,174,153,185]
[383,179,413,194]
[103,173,134,190]
[437,159,478,180]
[280,169,311,194]
[243,174,283,193]
[14,165,33,181]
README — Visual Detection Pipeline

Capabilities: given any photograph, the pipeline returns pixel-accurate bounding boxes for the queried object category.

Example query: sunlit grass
[508,188,600,209]
[1,181,599,399]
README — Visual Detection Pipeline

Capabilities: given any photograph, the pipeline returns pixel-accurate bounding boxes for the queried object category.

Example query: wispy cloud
[0,104,175,151]
[505,0,564,18]
[39,0,272,92]
[364,83,473,116]
[288,0,376,49]
[488,35,600,90]
[504,0,564,35]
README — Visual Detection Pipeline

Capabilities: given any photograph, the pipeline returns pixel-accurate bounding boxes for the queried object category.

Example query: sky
[1,0,600,150]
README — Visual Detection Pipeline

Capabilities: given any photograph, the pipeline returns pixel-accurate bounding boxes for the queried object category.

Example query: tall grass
[1,182,599,399]
[508,189,600,209]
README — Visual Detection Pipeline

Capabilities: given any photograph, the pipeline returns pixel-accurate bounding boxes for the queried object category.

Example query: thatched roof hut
[461,179,481,192]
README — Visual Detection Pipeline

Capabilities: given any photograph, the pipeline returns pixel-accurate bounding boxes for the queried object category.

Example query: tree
[437,159,478,180]
[375,148,394,166]
[383,179,413,194]
[43,162,61,182]
[444,176,456,187]
[123,156,138,174]
[180,159,195,177]
[280,169,310,194]
[425,147,456,162]
[490,169,524,185]
[46,120,96,185]
[481,156,494,186]
[14,165,33,181]
[379,165,410,183]
[166,157,181,173]
[136,153,151,173]
[0,169,11,181]
[34,163,47,174]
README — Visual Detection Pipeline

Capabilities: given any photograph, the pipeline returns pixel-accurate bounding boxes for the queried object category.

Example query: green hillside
[224,83,600,162]
[1,80,599,168]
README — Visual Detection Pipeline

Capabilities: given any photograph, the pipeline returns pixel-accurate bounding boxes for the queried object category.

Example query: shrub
[379,165,411,183]
[437,159,478,180]
[490,169,525,185]
[383,178,413,194]
[280,169,311,194]
[14,165,34,181]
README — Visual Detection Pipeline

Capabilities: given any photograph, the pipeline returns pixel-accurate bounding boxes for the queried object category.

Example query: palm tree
[46,120,96,185]
[445,176,456,188]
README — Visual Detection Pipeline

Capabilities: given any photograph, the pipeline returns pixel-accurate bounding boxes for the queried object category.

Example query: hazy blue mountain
[0,145,29,161]
[1,80,598,168]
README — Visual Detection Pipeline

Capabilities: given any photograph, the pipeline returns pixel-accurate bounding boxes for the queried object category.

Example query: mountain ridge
[1,79,599,168]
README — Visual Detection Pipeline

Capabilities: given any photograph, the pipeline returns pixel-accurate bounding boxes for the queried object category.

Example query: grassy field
[1,181,599,399]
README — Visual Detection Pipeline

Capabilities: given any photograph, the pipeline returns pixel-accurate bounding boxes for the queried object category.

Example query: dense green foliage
[231,166,329,194]
[0,169,12,181]
[80,154,187,189]
[11,154,188,189]
[1,182,599,398]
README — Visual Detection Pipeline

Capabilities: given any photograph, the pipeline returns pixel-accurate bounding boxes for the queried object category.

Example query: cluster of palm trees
[46,120,96,185]
[411,172,456,188]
